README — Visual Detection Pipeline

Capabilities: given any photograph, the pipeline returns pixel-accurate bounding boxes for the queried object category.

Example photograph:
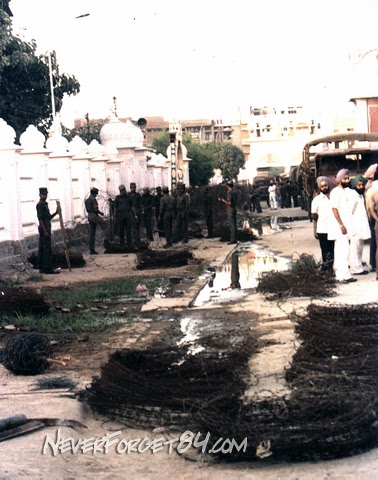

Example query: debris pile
[256,253,336,299]
[1,333,52,375]
[104,242,149,254]
[136,249,195,270]
[0,287,50,315]
[27,250,85,269]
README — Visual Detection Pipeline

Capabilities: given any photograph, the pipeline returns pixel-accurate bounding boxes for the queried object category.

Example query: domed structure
[0,119,16,148]
[20,125,45,150]
[100,115,144,148]
[45,115,69,153]
[68,136,88,156]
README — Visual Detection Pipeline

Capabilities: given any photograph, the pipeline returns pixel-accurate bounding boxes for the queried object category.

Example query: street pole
[48,51,56,120]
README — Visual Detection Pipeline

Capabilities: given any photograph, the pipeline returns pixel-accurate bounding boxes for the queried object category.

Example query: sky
[9,0,378,127]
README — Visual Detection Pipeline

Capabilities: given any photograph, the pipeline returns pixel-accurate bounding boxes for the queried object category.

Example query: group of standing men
[85,183,191,253]
[35,182,239,272]
[311,167,378,283]
[268,179,300,210]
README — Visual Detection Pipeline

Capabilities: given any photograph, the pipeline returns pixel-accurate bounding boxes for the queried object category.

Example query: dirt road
[1,212,378,479]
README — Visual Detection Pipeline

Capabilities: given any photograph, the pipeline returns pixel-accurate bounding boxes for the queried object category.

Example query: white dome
[88,139,106,156]
[46,132,69,153]
[20,125,46,150]
[0,119,16,148]
[100,116,144,148]
[68,135,88,156]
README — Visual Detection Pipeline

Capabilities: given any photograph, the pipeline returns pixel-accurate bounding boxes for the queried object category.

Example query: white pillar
[0,147,23,242]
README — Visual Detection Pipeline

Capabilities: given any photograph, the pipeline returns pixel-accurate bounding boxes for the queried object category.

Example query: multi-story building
[239,104,356,184]
[143,116,249,161]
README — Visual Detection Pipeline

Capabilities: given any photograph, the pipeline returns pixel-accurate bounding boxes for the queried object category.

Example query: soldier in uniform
[174,183,190,244]
[85,187,109,254]
[128,182,141,243]
[203,187,214,238]
[154,186,164,237]
[36,187,59,274]
[218,181,238,244]
[113,184,133,245]
[141,187,154,241]
[159,186,176,247]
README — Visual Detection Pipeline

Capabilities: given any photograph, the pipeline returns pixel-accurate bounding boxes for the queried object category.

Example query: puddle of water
[248,215,307,237]
[177,317,205,356]
[192,245,289,307]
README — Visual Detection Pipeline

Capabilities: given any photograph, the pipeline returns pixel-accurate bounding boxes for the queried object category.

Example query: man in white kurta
[328,169,358,283]
[311,176,334,272]
[349,175,370,275]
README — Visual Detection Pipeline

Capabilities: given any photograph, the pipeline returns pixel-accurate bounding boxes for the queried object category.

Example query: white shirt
[311,193,332,234]
[352,191,371,240]
[328,186,358,240]
[268,185,276,195]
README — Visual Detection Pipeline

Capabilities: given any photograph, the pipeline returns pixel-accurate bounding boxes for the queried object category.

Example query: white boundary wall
[0,119,188,248]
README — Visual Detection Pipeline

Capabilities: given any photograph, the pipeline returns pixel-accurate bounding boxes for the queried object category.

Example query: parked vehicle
[252,166,285,202]
[299,132,378,211]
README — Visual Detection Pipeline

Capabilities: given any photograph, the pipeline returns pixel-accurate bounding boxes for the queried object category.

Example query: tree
[184,137,214,186]
[152,131,214,186]
[151,130,170,155]
[0,5,80,140]
[62,118,106,144]
[205,142,245,181]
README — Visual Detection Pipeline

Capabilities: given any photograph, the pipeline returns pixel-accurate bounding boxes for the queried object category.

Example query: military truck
[300,132,378,211]
[252,166,285,202]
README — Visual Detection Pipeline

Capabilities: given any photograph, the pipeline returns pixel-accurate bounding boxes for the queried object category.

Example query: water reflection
[229,252,241,289]
[192,245,289,307]
[249,215,307,237]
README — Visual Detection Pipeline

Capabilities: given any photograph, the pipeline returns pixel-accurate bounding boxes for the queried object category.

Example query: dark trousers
[37,227,53,272]
[143,210,154,241]
[117,212,132,245]
[156,213,164,237]
[88,213,108,252]
[174,210,189,243]
[370,217,376,270]
[318,233,335,271]
[205,212,214,238]
[163,213,174,245]
[252,197,262,213]
[129,215,140,243]
[228,208,237,242]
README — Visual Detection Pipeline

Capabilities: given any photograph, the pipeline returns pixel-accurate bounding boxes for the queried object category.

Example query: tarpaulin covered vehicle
[299,132,378,211]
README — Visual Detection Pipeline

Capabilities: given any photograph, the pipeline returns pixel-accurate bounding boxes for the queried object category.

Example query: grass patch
[45,278,158,309]
[0,278,162,333]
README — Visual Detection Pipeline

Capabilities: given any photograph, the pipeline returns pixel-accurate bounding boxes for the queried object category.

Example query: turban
[316,176,332,189]
[350,174,367,189]
[364,163,378,179]
[335,169,350,184]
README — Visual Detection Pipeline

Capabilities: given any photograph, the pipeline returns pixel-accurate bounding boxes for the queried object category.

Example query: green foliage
[205,142,245,181]
[151,131,245,185]
[152,130,170,155]
[0,7,80,140]
[0,278,162,333]
[62,119,106,144]
[184,136,214,186]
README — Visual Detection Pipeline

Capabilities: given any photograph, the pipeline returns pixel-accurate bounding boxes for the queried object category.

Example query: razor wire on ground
[82,302,378,462]
[256,253,336,299]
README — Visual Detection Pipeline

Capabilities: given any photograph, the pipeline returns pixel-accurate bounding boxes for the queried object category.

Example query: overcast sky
[9,0,378,126]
